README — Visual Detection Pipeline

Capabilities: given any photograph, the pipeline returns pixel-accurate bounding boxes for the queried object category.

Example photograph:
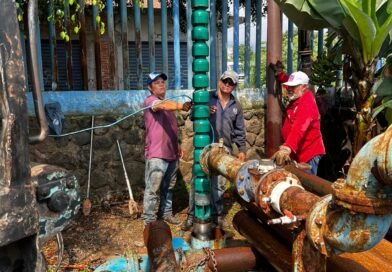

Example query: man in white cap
[272,71,325,175]
[143,72,192,225]
[182,70,246,231]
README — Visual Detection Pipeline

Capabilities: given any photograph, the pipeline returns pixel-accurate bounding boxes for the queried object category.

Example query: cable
[48,94,192,138]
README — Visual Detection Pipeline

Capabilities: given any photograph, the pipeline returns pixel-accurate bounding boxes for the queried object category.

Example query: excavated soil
[42,191,252,271]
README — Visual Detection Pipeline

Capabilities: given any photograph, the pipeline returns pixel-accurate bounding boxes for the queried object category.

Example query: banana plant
[372,54,392,126]
[274,0,392,154]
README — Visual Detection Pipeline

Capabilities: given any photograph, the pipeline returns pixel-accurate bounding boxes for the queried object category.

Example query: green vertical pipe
[192,0,210,221]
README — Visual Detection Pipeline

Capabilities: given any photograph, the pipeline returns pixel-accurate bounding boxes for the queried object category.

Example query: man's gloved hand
[272,145,291,166]
[182,101,192,111]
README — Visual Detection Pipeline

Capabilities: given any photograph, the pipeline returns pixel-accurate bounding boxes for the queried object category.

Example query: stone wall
[28,91,265,200]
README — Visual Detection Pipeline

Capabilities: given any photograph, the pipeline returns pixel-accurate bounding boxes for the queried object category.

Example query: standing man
[182,70,246,231]
[272,71,325,175]
[143,72,192,225]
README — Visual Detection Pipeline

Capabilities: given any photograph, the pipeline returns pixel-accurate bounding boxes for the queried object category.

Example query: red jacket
[276,71,289,84]
[282,90,325,163]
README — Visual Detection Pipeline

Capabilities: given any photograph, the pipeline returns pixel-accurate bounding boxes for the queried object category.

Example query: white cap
[283,71,309,86]
[220,70,239,85]
[147,72,167,85]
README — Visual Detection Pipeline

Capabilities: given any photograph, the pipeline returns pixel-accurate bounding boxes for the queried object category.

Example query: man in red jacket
[272,71,325,175]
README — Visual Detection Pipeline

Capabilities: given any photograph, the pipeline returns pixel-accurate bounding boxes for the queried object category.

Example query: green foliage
[372,54,392,125]
[310,52,340,89]
[171,0,268,34]
[14,0,110,42]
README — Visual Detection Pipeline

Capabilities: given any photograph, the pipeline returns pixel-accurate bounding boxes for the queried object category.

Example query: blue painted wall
[26,89,265,117]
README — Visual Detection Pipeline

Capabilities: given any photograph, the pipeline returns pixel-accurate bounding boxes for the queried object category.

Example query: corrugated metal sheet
[27,40,188,91]
[127,42,188,89]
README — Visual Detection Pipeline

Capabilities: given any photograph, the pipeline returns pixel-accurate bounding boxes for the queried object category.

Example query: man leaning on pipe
[271,71,325,175]
[182,70,247,231]
[142,72,192,226]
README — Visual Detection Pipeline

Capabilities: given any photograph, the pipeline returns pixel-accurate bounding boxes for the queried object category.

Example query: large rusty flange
[255,169,301,216]
[234,159,260,202]
[332,178,392,215]
[306,195,332,256]
[199,143,230,176]
[307,194,392,256]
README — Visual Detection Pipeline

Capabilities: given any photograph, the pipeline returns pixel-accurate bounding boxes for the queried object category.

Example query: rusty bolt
[239,175,245,181]
[238,189,245,195]
[315,217,323,226]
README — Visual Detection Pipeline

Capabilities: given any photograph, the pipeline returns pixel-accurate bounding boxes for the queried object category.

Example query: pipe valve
[267,210,304,225]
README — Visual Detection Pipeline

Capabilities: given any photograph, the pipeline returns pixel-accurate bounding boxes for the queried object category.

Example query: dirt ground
[42,187,250,271]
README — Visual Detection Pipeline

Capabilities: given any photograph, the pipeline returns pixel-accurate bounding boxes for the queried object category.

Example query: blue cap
[146,72,167,85]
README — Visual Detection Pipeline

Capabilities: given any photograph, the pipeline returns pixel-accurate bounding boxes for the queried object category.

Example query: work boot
[181,215,194,231]
[163,215,181,225]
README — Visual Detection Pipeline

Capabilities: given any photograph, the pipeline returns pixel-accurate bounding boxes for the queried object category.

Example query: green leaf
[308,0,346,29]
[372,97,392,119]
[274,0,329,30]
[373,9,392,58]
[373,77,392,96]
[342,17,361,42]
[340,0,377,63]
[386,108,392,124]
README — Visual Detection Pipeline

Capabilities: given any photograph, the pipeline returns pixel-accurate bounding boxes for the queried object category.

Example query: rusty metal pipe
[28,0,48,144]
[233,210,293,272]
[143,221,178,272]
[200,144,243,182]
[345,124,392,189]
[331,125,392,213]
[235,206,392,272]
[305,126,392,256]
[280,186,320,215]
[207,247,267,272]
[284,164,333,196]
[235,194,293,242]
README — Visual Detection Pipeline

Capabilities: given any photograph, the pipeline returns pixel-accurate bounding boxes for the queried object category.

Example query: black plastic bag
[45,102,64,135]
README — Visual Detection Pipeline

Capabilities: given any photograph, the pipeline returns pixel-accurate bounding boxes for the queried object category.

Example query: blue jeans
[143,158,178,224]
[187,174,226,219]
[307,155,322,175]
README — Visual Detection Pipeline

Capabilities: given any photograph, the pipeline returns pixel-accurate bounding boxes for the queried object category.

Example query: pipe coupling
[255,169,302,215]
[199,143,230,176]
[270,180,303,215]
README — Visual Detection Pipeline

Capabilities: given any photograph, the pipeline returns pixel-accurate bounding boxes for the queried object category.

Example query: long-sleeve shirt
[144,95,178,161]
[209,91,246,152]
[282,90,325,163]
